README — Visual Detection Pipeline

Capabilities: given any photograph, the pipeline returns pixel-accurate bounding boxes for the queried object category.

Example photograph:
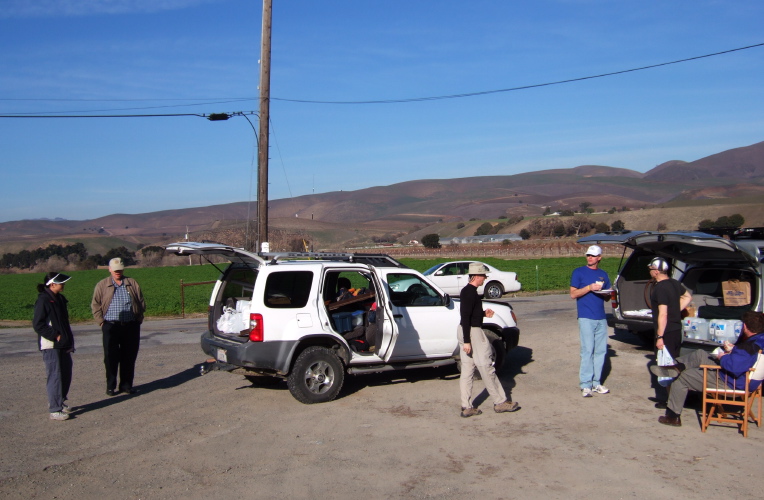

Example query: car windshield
[422,264,442,276]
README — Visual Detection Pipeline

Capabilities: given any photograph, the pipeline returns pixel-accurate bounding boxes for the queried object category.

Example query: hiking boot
[581,387,593,398]
[494,401,520,413]
[592,384,609,394]
[460,407,483,418]
[49,411,70,421]
[658,414,682,427]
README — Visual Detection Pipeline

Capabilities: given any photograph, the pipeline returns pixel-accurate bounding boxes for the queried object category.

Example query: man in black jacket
[457,262,520,417]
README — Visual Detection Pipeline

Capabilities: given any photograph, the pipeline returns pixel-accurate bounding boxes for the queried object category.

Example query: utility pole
[257,0,272,251]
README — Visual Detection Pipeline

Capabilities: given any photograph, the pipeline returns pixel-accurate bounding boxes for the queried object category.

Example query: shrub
[474,222,493,236]
[595,222,610,233]
[421,234,441,249]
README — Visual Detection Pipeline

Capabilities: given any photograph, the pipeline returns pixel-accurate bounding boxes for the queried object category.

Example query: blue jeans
[578,318,608,389]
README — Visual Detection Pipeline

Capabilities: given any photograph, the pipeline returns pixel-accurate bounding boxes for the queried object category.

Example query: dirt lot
[1,294,761,499]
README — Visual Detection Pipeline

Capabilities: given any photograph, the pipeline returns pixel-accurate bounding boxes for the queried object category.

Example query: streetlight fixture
[206,111,261,251]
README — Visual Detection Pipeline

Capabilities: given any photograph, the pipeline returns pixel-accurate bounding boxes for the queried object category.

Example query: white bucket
[712,319,741,344]
[685,318,709,341]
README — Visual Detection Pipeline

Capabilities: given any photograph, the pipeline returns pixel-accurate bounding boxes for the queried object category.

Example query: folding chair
[701,352,764,437]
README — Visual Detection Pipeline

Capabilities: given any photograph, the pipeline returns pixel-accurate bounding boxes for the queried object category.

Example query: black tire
[483,329,506,370]
[287,346,345,404]
[484,281,504,299]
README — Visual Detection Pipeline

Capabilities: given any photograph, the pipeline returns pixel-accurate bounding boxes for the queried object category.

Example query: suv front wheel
[287,346,345,404]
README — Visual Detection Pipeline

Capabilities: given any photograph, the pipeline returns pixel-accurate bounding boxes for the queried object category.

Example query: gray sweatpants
[667,349,715,415]
[42,349,72,413]
[458,325,507,408]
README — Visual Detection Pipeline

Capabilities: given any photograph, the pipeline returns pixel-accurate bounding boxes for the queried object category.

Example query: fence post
[180,279,185,319]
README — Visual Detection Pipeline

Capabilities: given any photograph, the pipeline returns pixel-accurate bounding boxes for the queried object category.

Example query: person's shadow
[67,364,204,416]
[471,346,533,408]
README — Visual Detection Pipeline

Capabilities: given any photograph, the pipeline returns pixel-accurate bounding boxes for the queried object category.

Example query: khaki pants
[458,325,507,408]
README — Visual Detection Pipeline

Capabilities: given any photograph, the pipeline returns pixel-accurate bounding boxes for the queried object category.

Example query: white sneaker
[49,411,70,421]
[62,404,73,414]
[593,385,610,394]
[581,388,593,398]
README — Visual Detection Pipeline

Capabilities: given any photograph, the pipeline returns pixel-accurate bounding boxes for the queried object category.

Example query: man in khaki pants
[457,262,520,417]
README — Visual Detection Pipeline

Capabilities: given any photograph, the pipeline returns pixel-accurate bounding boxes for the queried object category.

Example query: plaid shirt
[104,280,136,322]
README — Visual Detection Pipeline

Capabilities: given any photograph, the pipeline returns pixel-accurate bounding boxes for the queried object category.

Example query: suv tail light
[610,290,619,310]
[249,313,264,342]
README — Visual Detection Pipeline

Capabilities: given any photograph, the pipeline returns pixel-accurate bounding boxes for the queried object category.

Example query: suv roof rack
[261,252,408,268]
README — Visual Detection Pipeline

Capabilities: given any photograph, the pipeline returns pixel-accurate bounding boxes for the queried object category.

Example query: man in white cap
[570,245,612,397]
[91,257,146,396]
[457,262,520,417]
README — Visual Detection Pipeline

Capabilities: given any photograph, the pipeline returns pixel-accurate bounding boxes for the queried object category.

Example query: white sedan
[421,261,521,299]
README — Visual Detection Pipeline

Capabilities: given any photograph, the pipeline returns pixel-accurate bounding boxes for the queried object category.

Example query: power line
[1,41,762,114]
[273,42,764,104]
[0,111,258,119]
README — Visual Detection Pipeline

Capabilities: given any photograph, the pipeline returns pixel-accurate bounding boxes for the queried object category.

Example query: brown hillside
[2,140,764,253]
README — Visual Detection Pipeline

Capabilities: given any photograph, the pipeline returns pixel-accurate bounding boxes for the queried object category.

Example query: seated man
[650,310,764,427]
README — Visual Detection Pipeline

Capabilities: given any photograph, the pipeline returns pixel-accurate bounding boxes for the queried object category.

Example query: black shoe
[654,401,668,409]
[106,389,117,397]
[121,388,137,394]
[658,414,682,427]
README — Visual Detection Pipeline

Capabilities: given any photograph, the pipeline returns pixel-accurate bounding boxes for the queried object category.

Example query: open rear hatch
[578,231,761,269]
[165,242,265,341]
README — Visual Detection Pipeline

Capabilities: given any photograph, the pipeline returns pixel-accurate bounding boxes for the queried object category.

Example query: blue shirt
[571,266,611,320]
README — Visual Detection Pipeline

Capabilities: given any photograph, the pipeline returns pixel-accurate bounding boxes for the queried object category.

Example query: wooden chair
[701,352,764,437]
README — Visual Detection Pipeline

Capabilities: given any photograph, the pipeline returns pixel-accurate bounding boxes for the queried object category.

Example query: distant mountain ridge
[2,140,763,245]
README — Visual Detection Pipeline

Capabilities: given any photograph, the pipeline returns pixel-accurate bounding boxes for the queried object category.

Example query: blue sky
[1,0,763,222]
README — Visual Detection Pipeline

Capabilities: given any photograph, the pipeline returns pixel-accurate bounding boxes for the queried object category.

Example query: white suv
[165,243,520,404]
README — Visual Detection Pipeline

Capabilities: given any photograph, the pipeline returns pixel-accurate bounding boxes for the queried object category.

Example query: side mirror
[443,294,451,306]
[435,270,444,276]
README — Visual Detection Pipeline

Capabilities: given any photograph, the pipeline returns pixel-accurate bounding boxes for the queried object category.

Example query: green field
[1,257,620,322]
[0,266,221,322]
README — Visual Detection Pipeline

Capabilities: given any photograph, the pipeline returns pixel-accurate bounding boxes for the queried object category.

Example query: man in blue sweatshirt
[650,311,764,426]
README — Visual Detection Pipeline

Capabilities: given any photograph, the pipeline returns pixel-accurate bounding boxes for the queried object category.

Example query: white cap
[585,245,602,256]
[109,257,125,271]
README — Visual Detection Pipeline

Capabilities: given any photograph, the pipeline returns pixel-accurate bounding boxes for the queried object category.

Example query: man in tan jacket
[91,258,146,396]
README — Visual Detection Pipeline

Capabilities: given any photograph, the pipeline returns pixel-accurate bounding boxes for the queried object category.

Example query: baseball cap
[109,258,125,271]
[648,257,670,272]
[585,245,602,257]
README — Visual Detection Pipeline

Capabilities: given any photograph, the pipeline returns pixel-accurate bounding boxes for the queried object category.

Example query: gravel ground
[1,295,761,499]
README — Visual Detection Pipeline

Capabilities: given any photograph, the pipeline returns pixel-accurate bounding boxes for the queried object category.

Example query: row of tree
[1,244,137,271]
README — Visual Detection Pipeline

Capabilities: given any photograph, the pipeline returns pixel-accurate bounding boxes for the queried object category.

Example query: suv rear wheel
[287,346,345,404]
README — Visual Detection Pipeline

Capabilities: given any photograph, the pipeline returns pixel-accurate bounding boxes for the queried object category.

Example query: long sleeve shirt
[459,284,484,344]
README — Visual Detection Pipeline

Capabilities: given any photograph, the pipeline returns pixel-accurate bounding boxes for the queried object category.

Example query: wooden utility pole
[257,0,272,250]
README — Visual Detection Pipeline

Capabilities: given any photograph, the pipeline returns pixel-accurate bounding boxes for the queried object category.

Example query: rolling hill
[2,140,764,252]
